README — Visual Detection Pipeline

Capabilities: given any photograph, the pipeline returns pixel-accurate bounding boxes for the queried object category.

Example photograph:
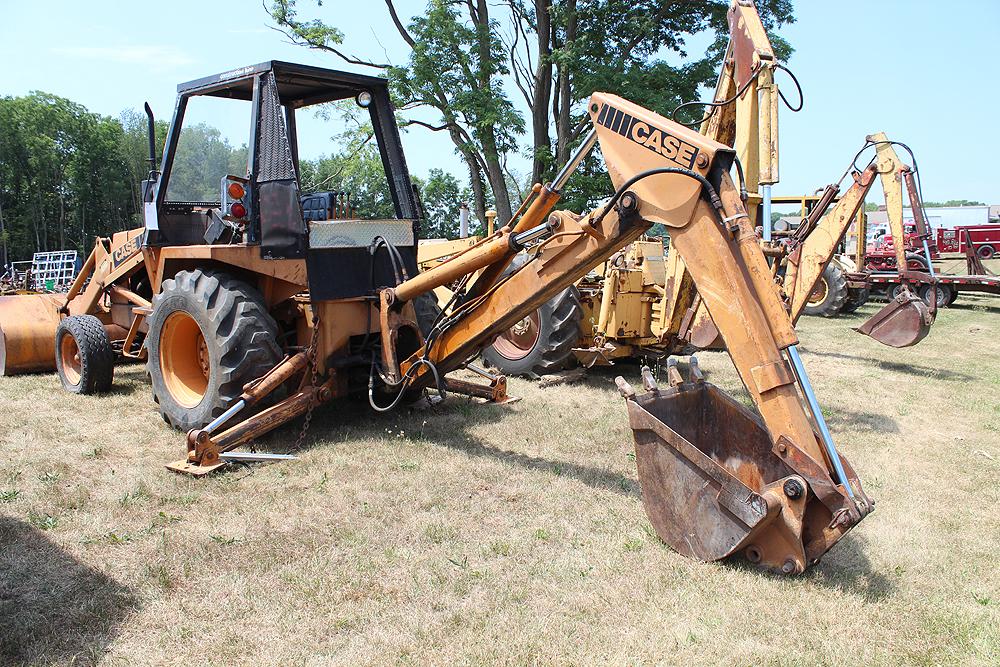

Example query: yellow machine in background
[771,194,869,317]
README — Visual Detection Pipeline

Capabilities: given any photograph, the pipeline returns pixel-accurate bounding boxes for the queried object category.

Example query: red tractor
[864,223,939,272]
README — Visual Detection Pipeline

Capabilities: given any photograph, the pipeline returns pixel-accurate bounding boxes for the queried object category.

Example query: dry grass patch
[1,292,999,665]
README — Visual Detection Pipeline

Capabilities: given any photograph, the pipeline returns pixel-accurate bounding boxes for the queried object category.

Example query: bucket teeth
[666,358,684,387]
[688,356,704,383]
[614,376,636,400]
[640,365,658,392]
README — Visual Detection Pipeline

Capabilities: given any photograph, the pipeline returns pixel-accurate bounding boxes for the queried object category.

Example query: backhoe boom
[383,92,872,573]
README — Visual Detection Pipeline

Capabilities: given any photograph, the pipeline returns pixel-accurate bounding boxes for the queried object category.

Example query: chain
[292,310,322,452]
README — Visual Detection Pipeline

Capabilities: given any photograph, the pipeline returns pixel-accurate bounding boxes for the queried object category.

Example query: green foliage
[558,0,794,208]
[418,168,473,238]
[923,200,985,207]
[165,124,248,202]
[0,92,165,263]
[268,0,343,48]
[267,0,796,226]
[298,111,397,220]
[395,0,523,152]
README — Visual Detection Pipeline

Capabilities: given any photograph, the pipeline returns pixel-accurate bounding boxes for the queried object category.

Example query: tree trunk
[530,0,553,185]
[555,0,577,166]
[473,0,513,225]
[464,152,487,228]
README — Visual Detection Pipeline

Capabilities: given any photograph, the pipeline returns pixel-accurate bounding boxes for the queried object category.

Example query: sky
[1,0,998,206]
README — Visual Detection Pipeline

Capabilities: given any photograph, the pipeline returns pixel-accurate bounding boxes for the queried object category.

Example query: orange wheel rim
[60,333,81,386]
[808,279,829,306]
[491,311,541,361]
[160,311,209,408]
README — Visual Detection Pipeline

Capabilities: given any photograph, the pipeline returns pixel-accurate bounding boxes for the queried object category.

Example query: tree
[923,200,985,208]
[271,0,523,228]
[418,168,473,238]
[166,124,248,202]
[0,93,167,263]
[268,0,795,226]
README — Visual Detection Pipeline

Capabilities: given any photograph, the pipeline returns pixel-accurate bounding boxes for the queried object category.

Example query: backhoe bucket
[619,370,871,573]
[625,381,789,562]
[0,294,64,375]
[854,287,932,348]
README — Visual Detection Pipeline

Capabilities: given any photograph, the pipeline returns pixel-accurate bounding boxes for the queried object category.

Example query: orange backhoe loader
[0,61,872,574]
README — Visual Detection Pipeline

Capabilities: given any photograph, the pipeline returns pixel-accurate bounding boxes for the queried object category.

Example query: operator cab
[143,61,420,300]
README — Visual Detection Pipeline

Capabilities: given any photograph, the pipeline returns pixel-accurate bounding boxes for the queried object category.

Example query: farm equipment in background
[0,250,80,296]
[0,228,147,381]
[0,61,872,574]
[861,216,1000,306]
[864,223,939,272]
[769,194,869,318]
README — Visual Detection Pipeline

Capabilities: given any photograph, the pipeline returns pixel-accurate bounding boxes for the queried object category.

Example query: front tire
[146,269,282,431]
[803,263,848,317]
[55,315,114,394]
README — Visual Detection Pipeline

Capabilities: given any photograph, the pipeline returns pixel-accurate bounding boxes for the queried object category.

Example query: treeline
[0,93,473,265]
[0,93,160,265]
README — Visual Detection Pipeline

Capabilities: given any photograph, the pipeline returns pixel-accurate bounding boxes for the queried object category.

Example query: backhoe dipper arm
[784,164,878,323]
[852,135,936,346]
[388,93,870,573]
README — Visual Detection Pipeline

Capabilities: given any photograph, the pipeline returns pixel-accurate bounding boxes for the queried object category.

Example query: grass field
[1,291,998,666]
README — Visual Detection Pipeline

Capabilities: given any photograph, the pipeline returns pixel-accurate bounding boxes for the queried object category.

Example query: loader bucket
[0,294,64,375]
[624,380,798,563]
[854,287,932,348]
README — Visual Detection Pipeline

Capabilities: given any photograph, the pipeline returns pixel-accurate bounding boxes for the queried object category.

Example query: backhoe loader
[481,0,936,376]
[0,61,872,574]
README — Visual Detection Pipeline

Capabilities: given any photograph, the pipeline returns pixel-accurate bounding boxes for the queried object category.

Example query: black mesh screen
[257,71,296,183]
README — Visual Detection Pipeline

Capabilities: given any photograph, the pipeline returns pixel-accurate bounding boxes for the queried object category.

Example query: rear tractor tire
[55,315,115,394]
[146,269,282,431]
[803,263,848,317]
[905,252,930,272]
[481,286,583,379]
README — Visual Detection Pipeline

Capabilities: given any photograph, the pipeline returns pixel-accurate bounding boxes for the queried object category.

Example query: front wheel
[54,315,114,394]
[146,269,282,431]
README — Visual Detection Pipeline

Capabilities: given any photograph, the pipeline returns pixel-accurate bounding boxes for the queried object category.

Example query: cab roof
[176,60,388,108]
